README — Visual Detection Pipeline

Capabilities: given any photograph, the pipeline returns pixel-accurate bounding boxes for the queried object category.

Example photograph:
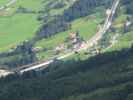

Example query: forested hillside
[122,0,133,14]
[0,46,133,100]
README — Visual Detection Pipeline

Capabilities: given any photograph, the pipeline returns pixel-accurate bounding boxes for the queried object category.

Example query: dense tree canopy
[0,46,133,100]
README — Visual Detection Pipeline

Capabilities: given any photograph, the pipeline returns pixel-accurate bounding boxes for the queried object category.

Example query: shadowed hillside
[0,46,133,100]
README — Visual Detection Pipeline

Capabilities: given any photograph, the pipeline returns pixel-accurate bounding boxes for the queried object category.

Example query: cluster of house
[55,32,84,53]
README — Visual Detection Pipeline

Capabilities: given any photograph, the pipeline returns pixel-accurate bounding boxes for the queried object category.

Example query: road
[0,0,120,77]
[0,0,17,11]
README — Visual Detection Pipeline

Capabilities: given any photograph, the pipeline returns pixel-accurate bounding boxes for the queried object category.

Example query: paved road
[0,0,120,77]
[0,69,14,77]
[0,0,17,10]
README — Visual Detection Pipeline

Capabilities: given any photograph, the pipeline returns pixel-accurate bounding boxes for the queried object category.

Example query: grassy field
[0,0,9,6]
[0,14,41,51]
[110,31,133,50]
[0,0,75,52]
[0,0,43,52]
[108,13,133,51]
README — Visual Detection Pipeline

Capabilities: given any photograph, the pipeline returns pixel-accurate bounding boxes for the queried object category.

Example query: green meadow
[0,0,9,6]
[0,0,43,52]
[110,31,133,51]
[108,13,133,51]
[0,0,74,52]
